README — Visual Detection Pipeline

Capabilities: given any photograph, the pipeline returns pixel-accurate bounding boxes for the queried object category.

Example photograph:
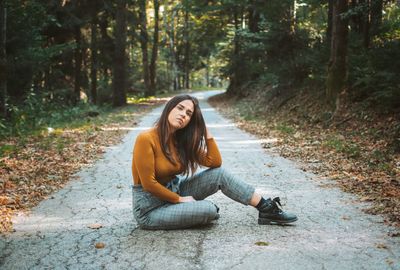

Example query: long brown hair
[156,95,207,176]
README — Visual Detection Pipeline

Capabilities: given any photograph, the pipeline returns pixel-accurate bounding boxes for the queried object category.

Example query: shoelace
[272,197,283,213]
[272,197,282,206]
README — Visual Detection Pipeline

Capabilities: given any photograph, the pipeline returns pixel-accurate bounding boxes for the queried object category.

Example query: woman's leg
[178,167,255,205]
[140,200,219,230]
[178,167,297,225]
[132,184,219,230]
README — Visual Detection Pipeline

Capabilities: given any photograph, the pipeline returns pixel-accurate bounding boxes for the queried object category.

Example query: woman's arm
[198,127,222,167]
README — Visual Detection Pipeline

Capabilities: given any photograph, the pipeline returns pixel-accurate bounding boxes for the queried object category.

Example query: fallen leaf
[388,231,400,237]
[386,259,394,266]
[95,242,105,249]
[255,241,270,246]
[376,243,387,249]
[0,196,9,205]
[88,223,103,229]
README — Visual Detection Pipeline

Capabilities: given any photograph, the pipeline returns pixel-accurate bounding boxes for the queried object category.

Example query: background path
[1,90,399,270]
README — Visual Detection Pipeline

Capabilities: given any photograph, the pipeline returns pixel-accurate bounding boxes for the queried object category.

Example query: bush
[0,91,102,139]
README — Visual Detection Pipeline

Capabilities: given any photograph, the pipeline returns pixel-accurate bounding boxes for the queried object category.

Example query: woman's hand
[178,196,196,203]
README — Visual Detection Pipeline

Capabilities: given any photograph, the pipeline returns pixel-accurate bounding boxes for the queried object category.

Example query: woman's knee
[205,167,229,181]
[197,200,219,221]
[138,201,218,230]
[207,166,225,175]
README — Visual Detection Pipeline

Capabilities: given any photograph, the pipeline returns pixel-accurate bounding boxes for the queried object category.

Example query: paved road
[1,90,399,270]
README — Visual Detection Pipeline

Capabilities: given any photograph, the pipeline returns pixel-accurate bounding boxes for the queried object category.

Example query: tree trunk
[149,0,159,95]
[112,0,127,107]
[227,6,241,95]
[99,14,113,84]
[206,57,210,87]
[0,1,6,119]
[183,5,190,89]
[248,1,260,33]
[90,17,98,105]
[74,25,82,105]
[289,0,297,34]
[138,0,150,95]
[248,1,261,80]
[175,10,183,90]
[166,8,179,91]
[371,0,383,34]
[326,0,349,108]
[350,0,360,33]
[363,0,371,48]
[327,0,333,43]
[44,67,51,94]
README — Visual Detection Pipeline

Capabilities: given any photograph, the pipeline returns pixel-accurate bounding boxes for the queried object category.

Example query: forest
[0,0,399,133]
[0,0,399,231]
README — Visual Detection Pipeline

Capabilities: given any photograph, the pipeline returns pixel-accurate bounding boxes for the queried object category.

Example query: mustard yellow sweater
[132,128,222,203]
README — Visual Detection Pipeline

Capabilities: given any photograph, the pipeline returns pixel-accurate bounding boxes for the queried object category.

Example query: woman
[132,94,297,230]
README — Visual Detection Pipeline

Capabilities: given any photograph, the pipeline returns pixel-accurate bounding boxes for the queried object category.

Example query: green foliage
[0,144,18,158]
[126,94,154,104]
[257,73,280,87]
[349,38,400,110]
[0,90,104,139]
[5,0,56,101]
[276,123,295,135]
[324,137,361,159]
[325,137,344,151]
[1,0,399,136]
[218,0,399,111]
[97,78,114,105]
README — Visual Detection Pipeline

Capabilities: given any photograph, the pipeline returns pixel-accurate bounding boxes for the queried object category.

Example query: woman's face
[168,99,194,130]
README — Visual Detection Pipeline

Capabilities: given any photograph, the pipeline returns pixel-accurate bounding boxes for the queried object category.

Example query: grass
[324,137,361,158]
[0,144,18,158]
[276,123,295,135]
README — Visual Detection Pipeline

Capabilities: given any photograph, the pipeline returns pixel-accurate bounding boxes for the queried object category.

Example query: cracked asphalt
[1,90,399,270]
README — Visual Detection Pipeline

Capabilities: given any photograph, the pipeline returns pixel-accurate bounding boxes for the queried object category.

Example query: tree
[90,14,98,105]
[371,0,383,34]
[138,0,151,95]
[0,0,6,119]
[165,4,179,91]
[183,1,190,89]
[327,0,333,43]
[74,24,83,104]
[226,4,244,95]
[112,0,127,107]
[149,0,160,95]
[326,0,349,109]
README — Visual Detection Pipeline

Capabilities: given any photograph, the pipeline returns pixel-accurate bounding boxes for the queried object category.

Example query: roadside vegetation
[210,91,400,229]
[0,96,167,233]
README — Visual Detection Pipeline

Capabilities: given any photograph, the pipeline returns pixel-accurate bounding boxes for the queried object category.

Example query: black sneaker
[258,197,298,225]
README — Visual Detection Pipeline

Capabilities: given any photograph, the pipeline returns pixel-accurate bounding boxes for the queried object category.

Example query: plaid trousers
[132,167,255,230]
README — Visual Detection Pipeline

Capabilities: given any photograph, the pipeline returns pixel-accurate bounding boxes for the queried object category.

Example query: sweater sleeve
[133,133,180,203]
[198,138,222,168]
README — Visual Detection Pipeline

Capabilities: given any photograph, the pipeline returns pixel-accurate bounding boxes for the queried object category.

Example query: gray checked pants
[132,167,255,230]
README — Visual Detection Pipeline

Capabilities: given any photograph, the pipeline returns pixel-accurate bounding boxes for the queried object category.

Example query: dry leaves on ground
[0,98,167,234]
[209,93,400,228]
